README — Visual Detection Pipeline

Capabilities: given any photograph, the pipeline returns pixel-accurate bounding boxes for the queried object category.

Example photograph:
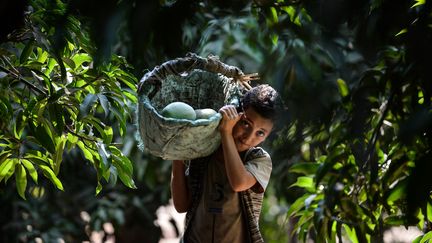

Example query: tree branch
[0,60,47,96]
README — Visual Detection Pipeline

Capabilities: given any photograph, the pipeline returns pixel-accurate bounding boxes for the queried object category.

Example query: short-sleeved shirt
[185,147,272,243]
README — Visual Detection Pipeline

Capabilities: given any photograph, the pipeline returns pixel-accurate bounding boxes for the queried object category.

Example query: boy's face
[232,107,274,152]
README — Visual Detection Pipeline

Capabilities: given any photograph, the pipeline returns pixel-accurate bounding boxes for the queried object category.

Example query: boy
[171,84,282,243]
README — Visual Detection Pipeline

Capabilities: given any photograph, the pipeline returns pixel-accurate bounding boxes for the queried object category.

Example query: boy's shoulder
[244,147,270,160]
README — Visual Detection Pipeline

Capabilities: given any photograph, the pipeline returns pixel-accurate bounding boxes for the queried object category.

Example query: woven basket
[137,53,253,160]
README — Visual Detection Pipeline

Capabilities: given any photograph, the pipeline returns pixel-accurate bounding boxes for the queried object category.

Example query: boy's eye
[241,120,249,127]
[257,131,266,137]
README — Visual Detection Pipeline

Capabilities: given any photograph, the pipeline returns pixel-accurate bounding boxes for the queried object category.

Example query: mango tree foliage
[250,0,432,241]
[0,1,138,199]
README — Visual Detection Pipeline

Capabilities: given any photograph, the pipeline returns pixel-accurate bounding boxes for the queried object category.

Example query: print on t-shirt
[208,182,224,214]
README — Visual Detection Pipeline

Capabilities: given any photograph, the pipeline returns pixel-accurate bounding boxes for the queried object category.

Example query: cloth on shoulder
[243,147,272,193]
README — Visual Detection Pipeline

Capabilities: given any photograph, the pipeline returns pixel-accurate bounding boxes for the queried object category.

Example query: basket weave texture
[137,53,247,160]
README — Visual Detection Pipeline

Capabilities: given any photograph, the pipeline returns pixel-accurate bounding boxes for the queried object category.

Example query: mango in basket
[194,108,217,119]
[161,102,196,120]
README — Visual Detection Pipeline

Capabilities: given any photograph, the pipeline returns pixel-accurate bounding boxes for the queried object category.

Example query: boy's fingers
[219,106,238,120]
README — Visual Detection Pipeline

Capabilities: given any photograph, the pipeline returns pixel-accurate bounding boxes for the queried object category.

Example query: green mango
[160,102,196,120]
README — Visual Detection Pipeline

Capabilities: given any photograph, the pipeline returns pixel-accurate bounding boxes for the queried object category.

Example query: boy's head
[241,84,282,122]
[232,84,283,152]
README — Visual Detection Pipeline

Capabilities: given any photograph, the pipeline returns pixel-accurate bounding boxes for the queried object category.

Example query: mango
[194,108,217,119]
[161,102,196,120]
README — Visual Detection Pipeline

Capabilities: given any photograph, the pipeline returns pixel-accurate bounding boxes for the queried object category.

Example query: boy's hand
[218,105,242,135]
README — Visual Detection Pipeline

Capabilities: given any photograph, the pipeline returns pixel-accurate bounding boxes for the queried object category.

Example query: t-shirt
[186,147,272,243]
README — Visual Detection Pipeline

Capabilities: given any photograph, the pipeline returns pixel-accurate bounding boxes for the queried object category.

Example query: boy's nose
[241,131,253,144]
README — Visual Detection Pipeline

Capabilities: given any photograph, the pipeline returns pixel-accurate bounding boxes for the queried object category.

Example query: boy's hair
[241,84,283,122]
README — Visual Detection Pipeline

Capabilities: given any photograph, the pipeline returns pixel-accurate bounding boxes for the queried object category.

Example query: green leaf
[110,146,133,174]
[36,47,48,63]
[20,40,35,64]
[383,215,405,226]
[287,194,310,216]
[117,72,138,90]
[79,93,98,118]
[387,179,407,204]
[3,158,17,183]
[111,147,135,189]
[420,231,432,243]
[123,90,138,103]
[77,141,95,163]
[315,160,333,187]
[413,235,423,243]
[97,142,111,173]
[98,94,110,117]
[95,181,102,195]
[427,202,432,222]
[21,159,38,183]
[342,224,359,243]
[72,53,92,68]
[62,57,76,69]
[13,109,26,139]
[113,158,136,189]
[31,70,52,94]
[84,117,106,140]
[0,96,12,118]
[40,118,57,146]
[38,164,64,191]
[15,164,27,199]
[104,126,113,144]
[412,0,425,8]
[337,78,349,97]
[31,121,56,154]
[268,7,278,25]
[0,159,15,182]
[289,163,319,175]
[110,107,127,136]
[44,58,57,76]
[25,153,51,167]
[109,166,118,185]
[67,133,79,148]
[290,176,315,192]
[53,136,66,175]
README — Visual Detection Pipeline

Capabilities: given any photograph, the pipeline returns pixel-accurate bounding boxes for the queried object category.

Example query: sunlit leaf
[21,159,38,184]
[387,179,407,204]
[77,141,95,163]
[290,176,315,192]
[62,57,76,70]
[15,164,27,199]
[412,0,425,8]
[337,78,349,97]
[72,53,92,67]
[36,47,48,63]
[104,126,113,144]
[0,159,15,182]
[95,182,102,195]
[38,164,64,191]
[44,58,57,76]
[53,135,66,175]
[342,224,359,243]
[420,231,432,243]
[427,202,432,222]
